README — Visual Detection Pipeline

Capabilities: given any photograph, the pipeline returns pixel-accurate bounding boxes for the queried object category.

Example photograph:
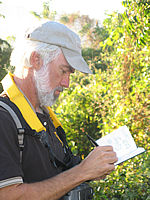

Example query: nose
[60,74,70,88]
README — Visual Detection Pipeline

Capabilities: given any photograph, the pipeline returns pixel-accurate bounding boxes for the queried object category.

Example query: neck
[14,67,40,111]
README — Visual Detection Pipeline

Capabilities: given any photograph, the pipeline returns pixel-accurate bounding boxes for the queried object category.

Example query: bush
[55,0,150,198]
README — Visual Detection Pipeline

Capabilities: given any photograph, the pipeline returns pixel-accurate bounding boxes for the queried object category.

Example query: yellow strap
[2,72,45,132]
[1,72,63,144]
[46,106,62,128]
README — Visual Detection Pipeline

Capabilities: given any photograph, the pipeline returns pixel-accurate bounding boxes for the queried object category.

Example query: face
[34,53,74,107]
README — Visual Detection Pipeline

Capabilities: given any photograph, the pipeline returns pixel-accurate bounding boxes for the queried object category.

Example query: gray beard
[38,89,57,107]
[34,64,63,107]
[37,86,63,107]
[34,73,63,107]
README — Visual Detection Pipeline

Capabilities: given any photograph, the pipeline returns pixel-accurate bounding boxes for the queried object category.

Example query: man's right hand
[0,146,117,200]
[79,146,118,181]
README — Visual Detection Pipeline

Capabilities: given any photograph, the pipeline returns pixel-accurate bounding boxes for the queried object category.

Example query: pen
[85,133,99,147]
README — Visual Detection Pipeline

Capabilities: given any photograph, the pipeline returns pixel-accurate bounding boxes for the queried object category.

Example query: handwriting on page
[96,126,137,158]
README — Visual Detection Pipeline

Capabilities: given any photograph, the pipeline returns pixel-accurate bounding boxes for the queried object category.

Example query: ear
[30,51,43,71]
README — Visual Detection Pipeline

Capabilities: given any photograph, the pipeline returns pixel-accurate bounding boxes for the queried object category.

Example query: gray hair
[10,39,62,72]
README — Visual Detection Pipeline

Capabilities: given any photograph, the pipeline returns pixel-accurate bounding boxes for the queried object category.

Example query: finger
[98,165,115,179]
[107,163,116,173]
[109,155,118,164]
[97,145,114,152]
[101,151,118,164]
[107,156,118,164]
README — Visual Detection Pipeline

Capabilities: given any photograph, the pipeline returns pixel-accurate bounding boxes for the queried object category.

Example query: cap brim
[61,47,92,74]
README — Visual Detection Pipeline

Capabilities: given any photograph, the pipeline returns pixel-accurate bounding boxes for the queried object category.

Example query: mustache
[54,86,64,93]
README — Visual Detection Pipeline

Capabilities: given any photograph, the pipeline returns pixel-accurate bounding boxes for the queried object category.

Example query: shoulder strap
[0,100,22,129]
[0,97,31,163]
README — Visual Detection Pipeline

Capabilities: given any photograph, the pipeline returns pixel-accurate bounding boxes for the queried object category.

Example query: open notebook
[96,126,145,165]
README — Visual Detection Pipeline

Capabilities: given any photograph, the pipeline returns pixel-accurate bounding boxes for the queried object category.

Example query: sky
[0,0,125,40]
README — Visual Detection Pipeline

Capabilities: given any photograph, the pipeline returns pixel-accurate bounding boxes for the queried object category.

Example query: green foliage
[30,0,56,21]
[1,0,148,198]
[91,155,150,200]
[0,1,5,19]
[54,0,150,199]
[0,39,12,92]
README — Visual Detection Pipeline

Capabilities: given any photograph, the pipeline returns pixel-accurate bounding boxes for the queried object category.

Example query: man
[0,21,118,199]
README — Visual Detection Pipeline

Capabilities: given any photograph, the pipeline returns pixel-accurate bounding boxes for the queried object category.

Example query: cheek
[48,70,61,89]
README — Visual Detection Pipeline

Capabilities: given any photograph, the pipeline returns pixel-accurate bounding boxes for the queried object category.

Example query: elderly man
[0,21,118,200]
